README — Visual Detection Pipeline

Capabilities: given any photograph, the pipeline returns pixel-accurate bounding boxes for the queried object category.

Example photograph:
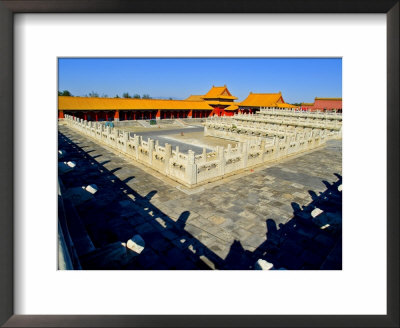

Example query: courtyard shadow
[59,128,342,270]
[58,130,224,270]
[221,174,342,270]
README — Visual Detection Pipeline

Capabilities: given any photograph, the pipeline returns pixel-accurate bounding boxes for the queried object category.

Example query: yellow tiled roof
[276,103,298,108]
[204,95,237,100]
[58,96,214,111]
[224,105,239,111]
[202,86,238,100]
[185,95,204,101]
[205,101,236,106]
[239,93,284,107]
[301,102,314,106]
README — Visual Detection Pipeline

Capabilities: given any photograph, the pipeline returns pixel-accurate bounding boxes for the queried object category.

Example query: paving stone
[231,227,252,241]
[243,234,267,249]
[135,222,155,235]
[160,229,179,241]
[164,248,189,268]
[137,249,161,269]
[207,239,230,259]
[184,224,205,239]
[208,216,226,225]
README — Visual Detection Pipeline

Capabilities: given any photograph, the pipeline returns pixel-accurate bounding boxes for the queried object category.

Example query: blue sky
[58,58,342,104]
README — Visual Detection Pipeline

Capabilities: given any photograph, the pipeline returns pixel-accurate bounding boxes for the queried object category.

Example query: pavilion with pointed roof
[185,85,239,117]
[185,85,238,116]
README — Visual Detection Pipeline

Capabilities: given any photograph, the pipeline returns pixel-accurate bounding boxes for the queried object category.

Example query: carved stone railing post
[123,131,129,152]
[165,143,172,174]
[260,139,266,161]
[133,134,139,159]
[218,146,225,175]
[185,150,197,185]
[242,142,248,168]
[149,139,154,164]
[202,147,207,164]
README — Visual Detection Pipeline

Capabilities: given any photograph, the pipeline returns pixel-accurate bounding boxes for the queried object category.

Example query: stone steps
[137,120,151,128]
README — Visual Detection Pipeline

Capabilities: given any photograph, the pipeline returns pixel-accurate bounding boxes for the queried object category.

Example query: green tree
[114,94,120,98]
[142,94,151,99]
[122,92,131,98]
[133,94,141,99]
[88,91,99,97]
[58,90,73,96]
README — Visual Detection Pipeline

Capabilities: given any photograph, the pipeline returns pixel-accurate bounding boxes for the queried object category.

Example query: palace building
[58,85,238,121]
[300,102,315,111]
[301,97,342,112]
[313,97,342,112]
[185,85,238,117]
[58,96,214,121]
[58,85,339,121]
[235,92,297,114]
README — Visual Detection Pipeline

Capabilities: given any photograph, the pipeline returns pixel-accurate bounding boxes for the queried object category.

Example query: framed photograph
[1,0,398,327]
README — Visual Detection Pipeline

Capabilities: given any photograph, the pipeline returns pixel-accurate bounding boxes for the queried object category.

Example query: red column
[156,110,161,119]
[114,110,120,120]
[84,113,87,120]
[134,112,136,120]
[150,112,152,119]
[141,112,144,120]
[58,110,64,119]
[105,112,108,121]
[125,112,127,120]
[95,113,98,121]
[164,111,166,119]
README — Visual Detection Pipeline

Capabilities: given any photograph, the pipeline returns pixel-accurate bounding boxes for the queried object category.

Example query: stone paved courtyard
[58,123,342,270]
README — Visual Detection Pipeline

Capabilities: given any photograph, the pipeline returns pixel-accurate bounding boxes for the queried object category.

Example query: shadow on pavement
[58,129,342,270]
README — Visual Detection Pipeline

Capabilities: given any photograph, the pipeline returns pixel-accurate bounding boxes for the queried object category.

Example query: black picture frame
[0,1,398,327]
